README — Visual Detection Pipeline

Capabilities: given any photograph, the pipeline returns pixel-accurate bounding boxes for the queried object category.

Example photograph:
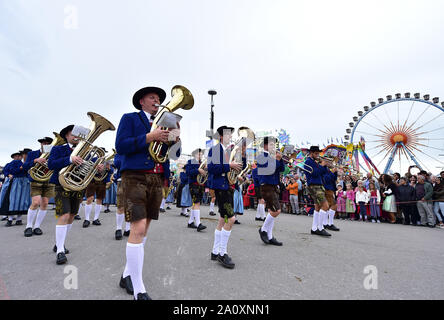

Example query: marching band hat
[309,145,321,153]
[215,125,235,138]
[191,148,203,157]
[38,137,53,144]
[261,136,277,147]
[60,125,75,141]
[10,152,21,158]
[20,148,32,155]
[132,86,167,110]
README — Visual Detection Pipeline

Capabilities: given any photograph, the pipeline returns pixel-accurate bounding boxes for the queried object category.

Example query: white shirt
[355,190,369,203]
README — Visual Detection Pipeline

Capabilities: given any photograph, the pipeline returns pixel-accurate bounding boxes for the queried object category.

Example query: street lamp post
[207,89,217,139]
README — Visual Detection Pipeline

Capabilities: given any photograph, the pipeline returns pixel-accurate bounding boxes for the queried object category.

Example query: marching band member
[257,137,285,246]
[22,137,55,237]
[104,164,117,213]
[176,168,189,216]
[208,125,242,269]
[252,163,266,221]
[185,148,207,231]
[208,188,216,216]
[304,146,331,237]
[322,165,340,231]
[115,86,181,300]
[82,149,110,228]
[48,125,92,264]
[233,140,248,224]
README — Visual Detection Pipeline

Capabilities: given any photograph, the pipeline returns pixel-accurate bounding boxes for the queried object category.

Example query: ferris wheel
[344,92,444,175]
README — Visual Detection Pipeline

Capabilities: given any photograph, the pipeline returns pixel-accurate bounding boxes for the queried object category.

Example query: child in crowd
[367,182,381,223]
[355,185,369,221]
[336,184,346,220]
[345,183,356,220]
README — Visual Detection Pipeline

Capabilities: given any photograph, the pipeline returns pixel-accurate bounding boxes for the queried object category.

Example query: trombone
[318,155,348,171]
[277,147,313,174]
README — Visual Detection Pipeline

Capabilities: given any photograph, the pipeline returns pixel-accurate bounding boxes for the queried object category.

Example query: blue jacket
[113,153,122,181]
[115,111,181,173]
[3,162,11,176]
[252,167,259,186]
[304,157,328,186]
[48,144,73,186]
[179,171,188,185]
[186,159,201,184]
[323,170,338,191]
[8,159,27,178]
[256,152,285,186]
[23,149,41,182]
[207,143,231,190]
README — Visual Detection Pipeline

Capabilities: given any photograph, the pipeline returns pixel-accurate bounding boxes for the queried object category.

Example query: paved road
[1,204,443,300]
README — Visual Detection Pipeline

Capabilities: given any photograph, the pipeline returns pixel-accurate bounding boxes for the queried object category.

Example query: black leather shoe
[217,254,235,269]
[209,211,216,216]
[53,245,70,254]
[104,209,110,213]
[211,252,218,261]
[318,229,331,237]
[1,217,6,221]
[33,228,43,235]
[92,219,101,226]
[180,212,186,216]
[269,237,283,246]
[15,220,23,226]
[166,206,171,210]
[326,224,340,231]
[196,223,207,232]
[135,292,151,300]
[74,215,81,220]
[188,222,197,229]
[5,220,13,227]
[119,275,134,295]
[234,220,241,224]
[83,220,90,228]
[24,227,33,237]
[159,208,166,213]
[115,229,123,240]
[255,217,263,221]
[259,228,270,244]
[123,230,130,237]
[311,229,320,235]
[56,252,67,265]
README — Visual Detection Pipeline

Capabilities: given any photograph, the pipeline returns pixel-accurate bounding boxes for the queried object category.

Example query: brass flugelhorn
[94,149,116,182]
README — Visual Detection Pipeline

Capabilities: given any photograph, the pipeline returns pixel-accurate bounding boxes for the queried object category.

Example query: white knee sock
[328,209,335,225]
[84,204,92,221]
[116,213,124,230]
[66,223,73,233]
[210,202,215,212]
[181,207,186,214]
[17,215,22,221]
[323,210,329,225]
[34,210,47,228]
[319,210,327,230]
[256,204,261,218]
[219,228,231,255]
[267,216,275,240]
[260,204,266,218]
[125,242,146,298]
[212,229,221,255]
[312,210,319,231]
[193,209,201,226]
[26,209,38,228]
[160,198,166,209]
[55,225,67,254]
[188,210,195,224]
[261,214,274,237]
[94,205,102,221]
[125,222,130,232]
[8,216,13,221]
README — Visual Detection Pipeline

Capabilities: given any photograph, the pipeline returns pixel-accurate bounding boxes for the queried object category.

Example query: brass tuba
[29,132,66,182]
[196,158,208,186]
[94,148,116,182]
[149,85,194,163]
[59,112,116,192]
[227,127,255,185]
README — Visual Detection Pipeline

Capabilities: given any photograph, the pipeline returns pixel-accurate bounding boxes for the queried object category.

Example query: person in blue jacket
[22,136,54,237]
[208,125,242,269]
[322,166,340,232]
[185,148,207,231]
[304,146,331,237]
[115,86,181,300]
[257,137,285,246]
[252,163,266,221]
[176,167,189,216]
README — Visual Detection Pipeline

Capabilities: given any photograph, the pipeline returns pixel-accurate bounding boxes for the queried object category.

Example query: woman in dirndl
[382,175,398,223]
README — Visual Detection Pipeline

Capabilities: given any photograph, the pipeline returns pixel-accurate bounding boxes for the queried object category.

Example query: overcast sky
[1,0,444,171]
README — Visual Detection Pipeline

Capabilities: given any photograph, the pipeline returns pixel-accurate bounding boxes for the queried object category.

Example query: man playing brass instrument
[115,86,181,300]
[22,136,54,237]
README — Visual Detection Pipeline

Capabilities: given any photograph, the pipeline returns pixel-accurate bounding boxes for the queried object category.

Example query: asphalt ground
[0,204,443,300]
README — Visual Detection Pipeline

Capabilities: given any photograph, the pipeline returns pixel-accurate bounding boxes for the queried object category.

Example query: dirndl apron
[8,176,31,215]
[104,183,117,205]
[233,185,244,214]
[383,194,397,213]
[0,177,12,214]
[180,184,192,208]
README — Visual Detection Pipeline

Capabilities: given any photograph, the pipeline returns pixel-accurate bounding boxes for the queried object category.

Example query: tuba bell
[227,127,255,185]
[59,112,116,192]
[94,148,116,182]
[148,85,194,163]
[29,132,66,182]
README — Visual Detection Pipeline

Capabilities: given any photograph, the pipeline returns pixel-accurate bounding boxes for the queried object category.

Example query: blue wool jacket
[186,159,201,184]
[113,153,122,181]
[304,156,328,186]
[8,159,27,178]
[207,143,231,190]
[23,149,41,182]
[179,171,188,185]
[115,111,181,173]
[3,163,11,176]
[256,152,285,186]
[323,170,338,191]
[47,144,73,186]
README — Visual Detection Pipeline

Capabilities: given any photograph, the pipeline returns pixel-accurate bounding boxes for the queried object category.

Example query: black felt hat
[309,146,321,153]
[261,136,277,147]
[132,86,167,110]
[60,125,75,142]
[215,125,235,138]
[10,152,21,158]
[38,137,53,144]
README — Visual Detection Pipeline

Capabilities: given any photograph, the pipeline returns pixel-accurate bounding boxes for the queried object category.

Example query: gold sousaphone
[148,85,194,163]
[227,127,255,185]
[59,112,115,192]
